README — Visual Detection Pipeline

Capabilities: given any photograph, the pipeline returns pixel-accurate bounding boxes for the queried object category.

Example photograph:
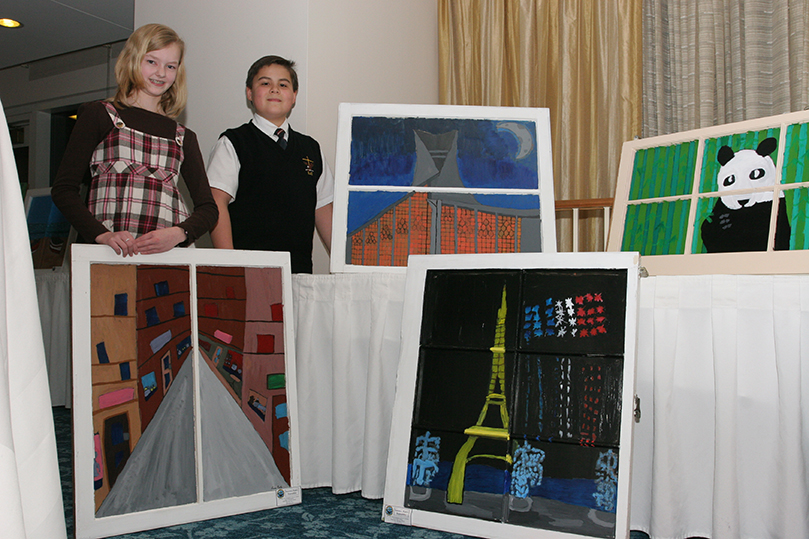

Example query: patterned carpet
[53,407,651,539]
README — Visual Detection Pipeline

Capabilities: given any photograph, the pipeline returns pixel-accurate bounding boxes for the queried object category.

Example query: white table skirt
[34,269,72,408]
[293,272,407,498]
[630,274,809,539]
[33,269,809,537]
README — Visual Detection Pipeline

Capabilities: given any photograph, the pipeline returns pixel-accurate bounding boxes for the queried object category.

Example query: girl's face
[137,43,181,101]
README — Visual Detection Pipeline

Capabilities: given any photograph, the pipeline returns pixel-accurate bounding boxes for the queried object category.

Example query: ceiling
[0,0,134,70]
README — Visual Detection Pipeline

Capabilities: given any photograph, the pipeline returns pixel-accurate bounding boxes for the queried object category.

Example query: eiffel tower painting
[446,285,511,504]
[397,264,635,539]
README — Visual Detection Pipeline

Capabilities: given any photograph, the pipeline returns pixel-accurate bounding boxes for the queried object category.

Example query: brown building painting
[347,129,543,267]
[88,262,290,516]
[90,264,193,512]
[196,266,290,483]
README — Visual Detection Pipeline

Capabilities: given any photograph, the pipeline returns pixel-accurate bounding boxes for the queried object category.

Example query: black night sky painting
[406,268,628,538]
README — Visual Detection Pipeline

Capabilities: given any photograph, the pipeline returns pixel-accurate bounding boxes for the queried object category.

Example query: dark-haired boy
[208,55,333,273]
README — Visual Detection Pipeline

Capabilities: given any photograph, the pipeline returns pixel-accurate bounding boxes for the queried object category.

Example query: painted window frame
[71,245,301,539]
[608,110,809,275]
[382,252,639,539]
[331,103,558,273]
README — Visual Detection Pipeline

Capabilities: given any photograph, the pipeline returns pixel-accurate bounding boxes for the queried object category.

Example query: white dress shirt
[207,113,334,209]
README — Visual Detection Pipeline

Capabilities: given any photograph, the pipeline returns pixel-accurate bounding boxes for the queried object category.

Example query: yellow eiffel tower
[446,285,512,504]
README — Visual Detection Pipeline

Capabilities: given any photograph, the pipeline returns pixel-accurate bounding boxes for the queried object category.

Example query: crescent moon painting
[331,103,557,272]
[496,121,535,160]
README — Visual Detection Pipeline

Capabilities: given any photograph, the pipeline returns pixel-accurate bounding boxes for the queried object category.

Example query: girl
[52,23,217,257]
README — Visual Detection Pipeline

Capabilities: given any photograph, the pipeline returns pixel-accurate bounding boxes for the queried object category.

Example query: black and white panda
[700,137,790,253]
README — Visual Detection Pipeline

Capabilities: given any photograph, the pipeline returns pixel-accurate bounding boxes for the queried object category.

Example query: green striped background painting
[622,200,691,255]
[692,197,717,254]
[629,141,698,200]
[782,122,809,185]
[784,188,809,250]
[700,128,781,193]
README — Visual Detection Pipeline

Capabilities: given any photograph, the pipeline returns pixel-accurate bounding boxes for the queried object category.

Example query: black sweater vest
[223,122,323,273]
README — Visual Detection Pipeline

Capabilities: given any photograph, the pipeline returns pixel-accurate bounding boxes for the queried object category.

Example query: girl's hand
[96,231,138,257]
[134,227,186,255]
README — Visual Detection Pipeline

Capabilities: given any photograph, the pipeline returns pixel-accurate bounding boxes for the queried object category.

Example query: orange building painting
[346,125,544,267]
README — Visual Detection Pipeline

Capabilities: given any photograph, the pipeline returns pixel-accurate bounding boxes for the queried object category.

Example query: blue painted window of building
[145,306,160,327]
[275,402,288,419]
[110,423,125,445]
[176,336,191,357]
[154,281,170,296]
[114,293,127,316]
[142,372,157,400]
[96,342,110,364]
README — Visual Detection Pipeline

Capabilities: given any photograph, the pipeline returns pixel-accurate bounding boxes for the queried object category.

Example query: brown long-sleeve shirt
[51,101,218,245]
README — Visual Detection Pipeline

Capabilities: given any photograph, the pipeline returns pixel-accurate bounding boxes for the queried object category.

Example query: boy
[207,55,333,273]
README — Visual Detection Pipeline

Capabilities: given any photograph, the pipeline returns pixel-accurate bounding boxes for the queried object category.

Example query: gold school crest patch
[302,156,315,176]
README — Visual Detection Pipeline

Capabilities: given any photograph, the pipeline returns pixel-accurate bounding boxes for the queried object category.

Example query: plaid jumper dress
[87,102,190,237]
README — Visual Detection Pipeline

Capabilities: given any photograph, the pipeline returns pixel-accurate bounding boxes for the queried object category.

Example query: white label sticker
[275,486,302,506]
[383,505,412,526]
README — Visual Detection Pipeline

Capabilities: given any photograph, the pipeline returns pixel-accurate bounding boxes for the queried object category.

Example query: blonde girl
[52,23,217,256]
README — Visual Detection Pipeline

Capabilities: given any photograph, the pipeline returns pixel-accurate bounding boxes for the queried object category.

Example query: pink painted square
[214,329,233,344]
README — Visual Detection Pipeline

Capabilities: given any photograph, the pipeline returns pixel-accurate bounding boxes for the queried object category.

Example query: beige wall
[307,1,439,272]
[306,0,440,168]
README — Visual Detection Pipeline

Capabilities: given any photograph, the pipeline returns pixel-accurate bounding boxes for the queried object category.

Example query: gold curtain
[438,0,642,251]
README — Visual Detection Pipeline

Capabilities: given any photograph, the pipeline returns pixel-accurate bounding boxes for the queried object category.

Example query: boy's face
[246,64,297,126]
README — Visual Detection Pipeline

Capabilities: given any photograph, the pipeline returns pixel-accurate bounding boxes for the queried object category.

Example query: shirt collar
[252,113,290,140]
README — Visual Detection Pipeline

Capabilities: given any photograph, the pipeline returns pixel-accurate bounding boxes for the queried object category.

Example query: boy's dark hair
[245,55,298,92]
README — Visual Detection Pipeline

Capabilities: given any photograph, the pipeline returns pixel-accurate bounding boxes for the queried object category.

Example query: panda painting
[700,137,791,253]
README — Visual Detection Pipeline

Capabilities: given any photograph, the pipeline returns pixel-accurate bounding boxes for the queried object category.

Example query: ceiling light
[0,18,22,29]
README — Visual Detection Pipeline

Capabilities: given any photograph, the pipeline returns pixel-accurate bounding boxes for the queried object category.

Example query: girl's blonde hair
[111,23,187,118]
